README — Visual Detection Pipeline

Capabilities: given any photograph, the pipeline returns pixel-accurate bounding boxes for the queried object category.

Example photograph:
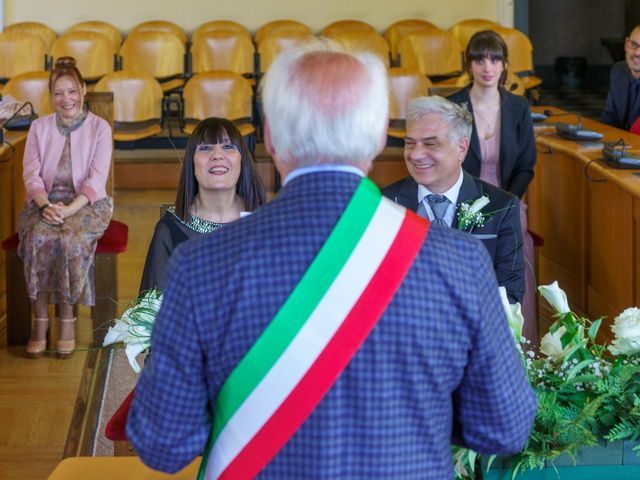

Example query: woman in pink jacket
[19,57,113,359]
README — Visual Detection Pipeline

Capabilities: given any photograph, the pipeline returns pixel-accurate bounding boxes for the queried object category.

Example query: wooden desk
[529,107,640,332]
[48,456,201,479]
[0,130,27,320]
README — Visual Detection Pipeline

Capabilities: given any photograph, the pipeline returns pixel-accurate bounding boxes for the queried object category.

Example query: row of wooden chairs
[3,18,502,52]
[0,18,540,91]
[4,65,527,147]
[2,69,254,143]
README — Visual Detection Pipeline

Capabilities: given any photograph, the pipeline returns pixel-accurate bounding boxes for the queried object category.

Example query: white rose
[540,326,573,360]
[469,195,490,214]
[609,307,640,356]
[538,281,571,315]
[498,286,524,342]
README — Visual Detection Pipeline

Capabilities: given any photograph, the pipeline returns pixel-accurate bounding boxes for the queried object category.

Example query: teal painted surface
[485,464,640,479]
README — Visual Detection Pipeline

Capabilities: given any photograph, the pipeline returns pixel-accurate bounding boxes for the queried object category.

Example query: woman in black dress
[139,117,266,293]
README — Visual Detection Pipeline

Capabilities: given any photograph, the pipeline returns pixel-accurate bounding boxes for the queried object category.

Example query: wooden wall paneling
[0,151,13,320]
[586,176,634,335]
[634,198,640,309]
[9,133,26,231]
[528,145,586,311]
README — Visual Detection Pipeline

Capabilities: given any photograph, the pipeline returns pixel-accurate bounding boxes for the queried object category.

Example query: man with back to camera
[603,24,640,133]
[126,41,536,479]
[383,96,525,304]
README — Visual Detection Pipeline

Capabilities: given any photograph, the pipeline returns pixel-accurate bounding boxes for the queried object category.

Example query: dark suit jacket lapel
[498,88,515,187]
[391,176,419,212]
[453,171,483,229]
[458,88,483,168]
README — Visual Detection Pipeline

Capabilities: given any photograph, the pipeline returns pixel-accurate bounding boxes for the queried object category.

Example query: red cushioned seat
[0,232,19,251]
[96,219,129,254]
[528,229,544,248]
[1,220,128,254]
[105,389,135,441]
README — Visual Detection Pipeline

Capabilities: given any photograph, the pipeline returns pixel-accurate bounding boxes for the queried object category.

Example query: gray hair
[406,96,473,145]
[260,39,389,167]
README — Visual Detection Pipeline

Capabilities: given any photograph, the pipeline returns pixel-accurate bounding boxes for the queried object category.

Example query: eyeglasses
[626,38,640,51]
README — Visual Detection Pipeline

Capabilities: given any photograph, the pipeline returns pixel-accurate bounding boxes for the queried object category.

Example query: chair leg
[91,253,118,347]
[6,251,32,345]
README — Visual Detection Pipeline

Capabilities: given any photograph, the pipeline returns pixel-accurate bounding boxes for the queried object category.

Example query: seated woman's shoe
[56,317,76,359]
[26,317,49,359]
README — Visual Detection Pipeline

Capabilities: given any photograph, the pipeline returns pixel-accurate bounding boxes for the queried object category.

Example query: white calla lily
[538,281,571,315]
[498,286,524,342]
[540,326,572,360]
[102,289,162,373]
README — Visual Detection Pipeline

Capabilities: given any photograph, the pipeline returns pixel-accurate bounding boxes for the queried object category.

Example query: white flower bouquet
[454,282,640,478]
[102,289,163,373]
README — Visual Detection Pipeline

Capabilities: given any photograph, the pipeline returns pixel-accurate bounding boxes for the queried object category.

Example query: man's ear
[458,137,470,161]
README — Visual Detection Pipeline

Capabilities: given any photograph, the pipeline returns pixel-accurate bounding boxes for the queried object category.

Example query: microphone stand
[0,102,34,144]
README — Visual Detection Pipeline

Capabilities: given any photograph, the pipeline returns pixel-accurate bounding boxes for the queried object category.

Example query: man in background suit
[383,96,525,304]
[603,24,640,132]
[127,42,536,478]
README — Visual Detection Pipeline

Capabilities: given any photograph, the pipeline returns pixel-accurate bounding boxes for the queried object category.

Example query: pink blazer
[22,111,113,204]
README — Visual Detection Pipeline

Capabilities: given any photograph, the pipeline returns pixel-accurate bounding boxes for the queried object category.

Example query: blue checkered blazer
[127,171,536,479]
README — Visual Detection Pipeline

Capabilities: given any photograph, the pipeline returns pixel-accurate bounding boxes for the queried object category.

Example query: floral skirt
[17,197,113,305]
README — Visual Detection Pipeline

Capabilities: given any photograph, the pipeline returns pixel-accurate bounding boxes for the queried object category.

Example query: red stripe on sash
[219,211,429,479]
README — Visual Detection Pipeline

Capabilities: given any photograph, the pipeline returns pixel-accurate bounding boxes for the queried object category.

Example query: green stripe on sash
[211,178,382,441]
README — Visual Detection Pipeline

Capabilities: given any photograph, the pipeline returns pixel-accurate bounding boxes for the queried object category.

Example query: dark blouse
[139,208,225,294]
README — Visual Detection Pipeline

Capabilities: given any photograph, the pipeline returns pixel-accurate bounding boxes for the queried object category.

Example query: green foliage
[453,308,640,479]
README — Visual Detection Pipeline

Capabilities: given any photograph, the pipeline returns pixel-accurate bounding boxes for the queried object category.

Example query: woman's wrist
[38,203,51,213]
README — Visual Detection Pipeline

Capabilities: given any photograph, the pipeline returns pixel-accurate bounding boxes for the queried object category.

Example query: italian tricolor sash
[198,178,430,480]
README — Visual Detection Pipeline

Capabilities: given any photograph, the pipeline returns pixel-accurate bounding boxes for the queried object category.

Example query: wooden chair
[0,92,129,347]
[190,30,254,77]
[387,67,431,142]
[182,71,255,141]
[119,31,186,93]
[254,19,313,45]
[4,21,56,51]
[321,19,377,37]
[129,20,187,45]
[192,20,251,42]
[397,29,463,80]
[256,30,316,74]
[0,31,48,82]
[50,31,116,85]
[384,19,439,65]
[492,26,542,90]
[449,18,499,50]
[95,71,164,142]
[323,30,390,67]
[2,71,53,116]
[67,21,123,53]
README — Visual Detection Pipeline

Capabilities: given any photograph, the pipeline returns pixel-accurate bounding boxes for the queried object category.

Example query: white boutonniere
[456,195,491,232]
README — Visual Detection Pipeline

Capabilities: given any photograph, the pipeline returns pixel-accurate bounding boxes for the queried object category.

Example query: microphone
[0,102,36,144]
[543,109,603,141]
[543,109,582,129]
[602,138,640,169]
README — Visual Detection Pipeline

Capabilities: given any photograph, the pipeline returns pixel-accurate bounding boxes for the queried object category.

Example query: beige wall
[5,0,498,34]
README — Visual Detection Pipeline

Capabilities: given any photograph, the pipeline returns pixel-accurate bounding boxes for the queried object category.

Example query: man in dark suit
[603,24,640,131]
[127,43,536,479]
[383,96,524,303]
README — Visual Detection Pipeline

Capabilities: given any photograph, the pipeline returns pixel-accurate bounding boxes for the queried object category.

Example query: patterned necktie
[426,194,450,226]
